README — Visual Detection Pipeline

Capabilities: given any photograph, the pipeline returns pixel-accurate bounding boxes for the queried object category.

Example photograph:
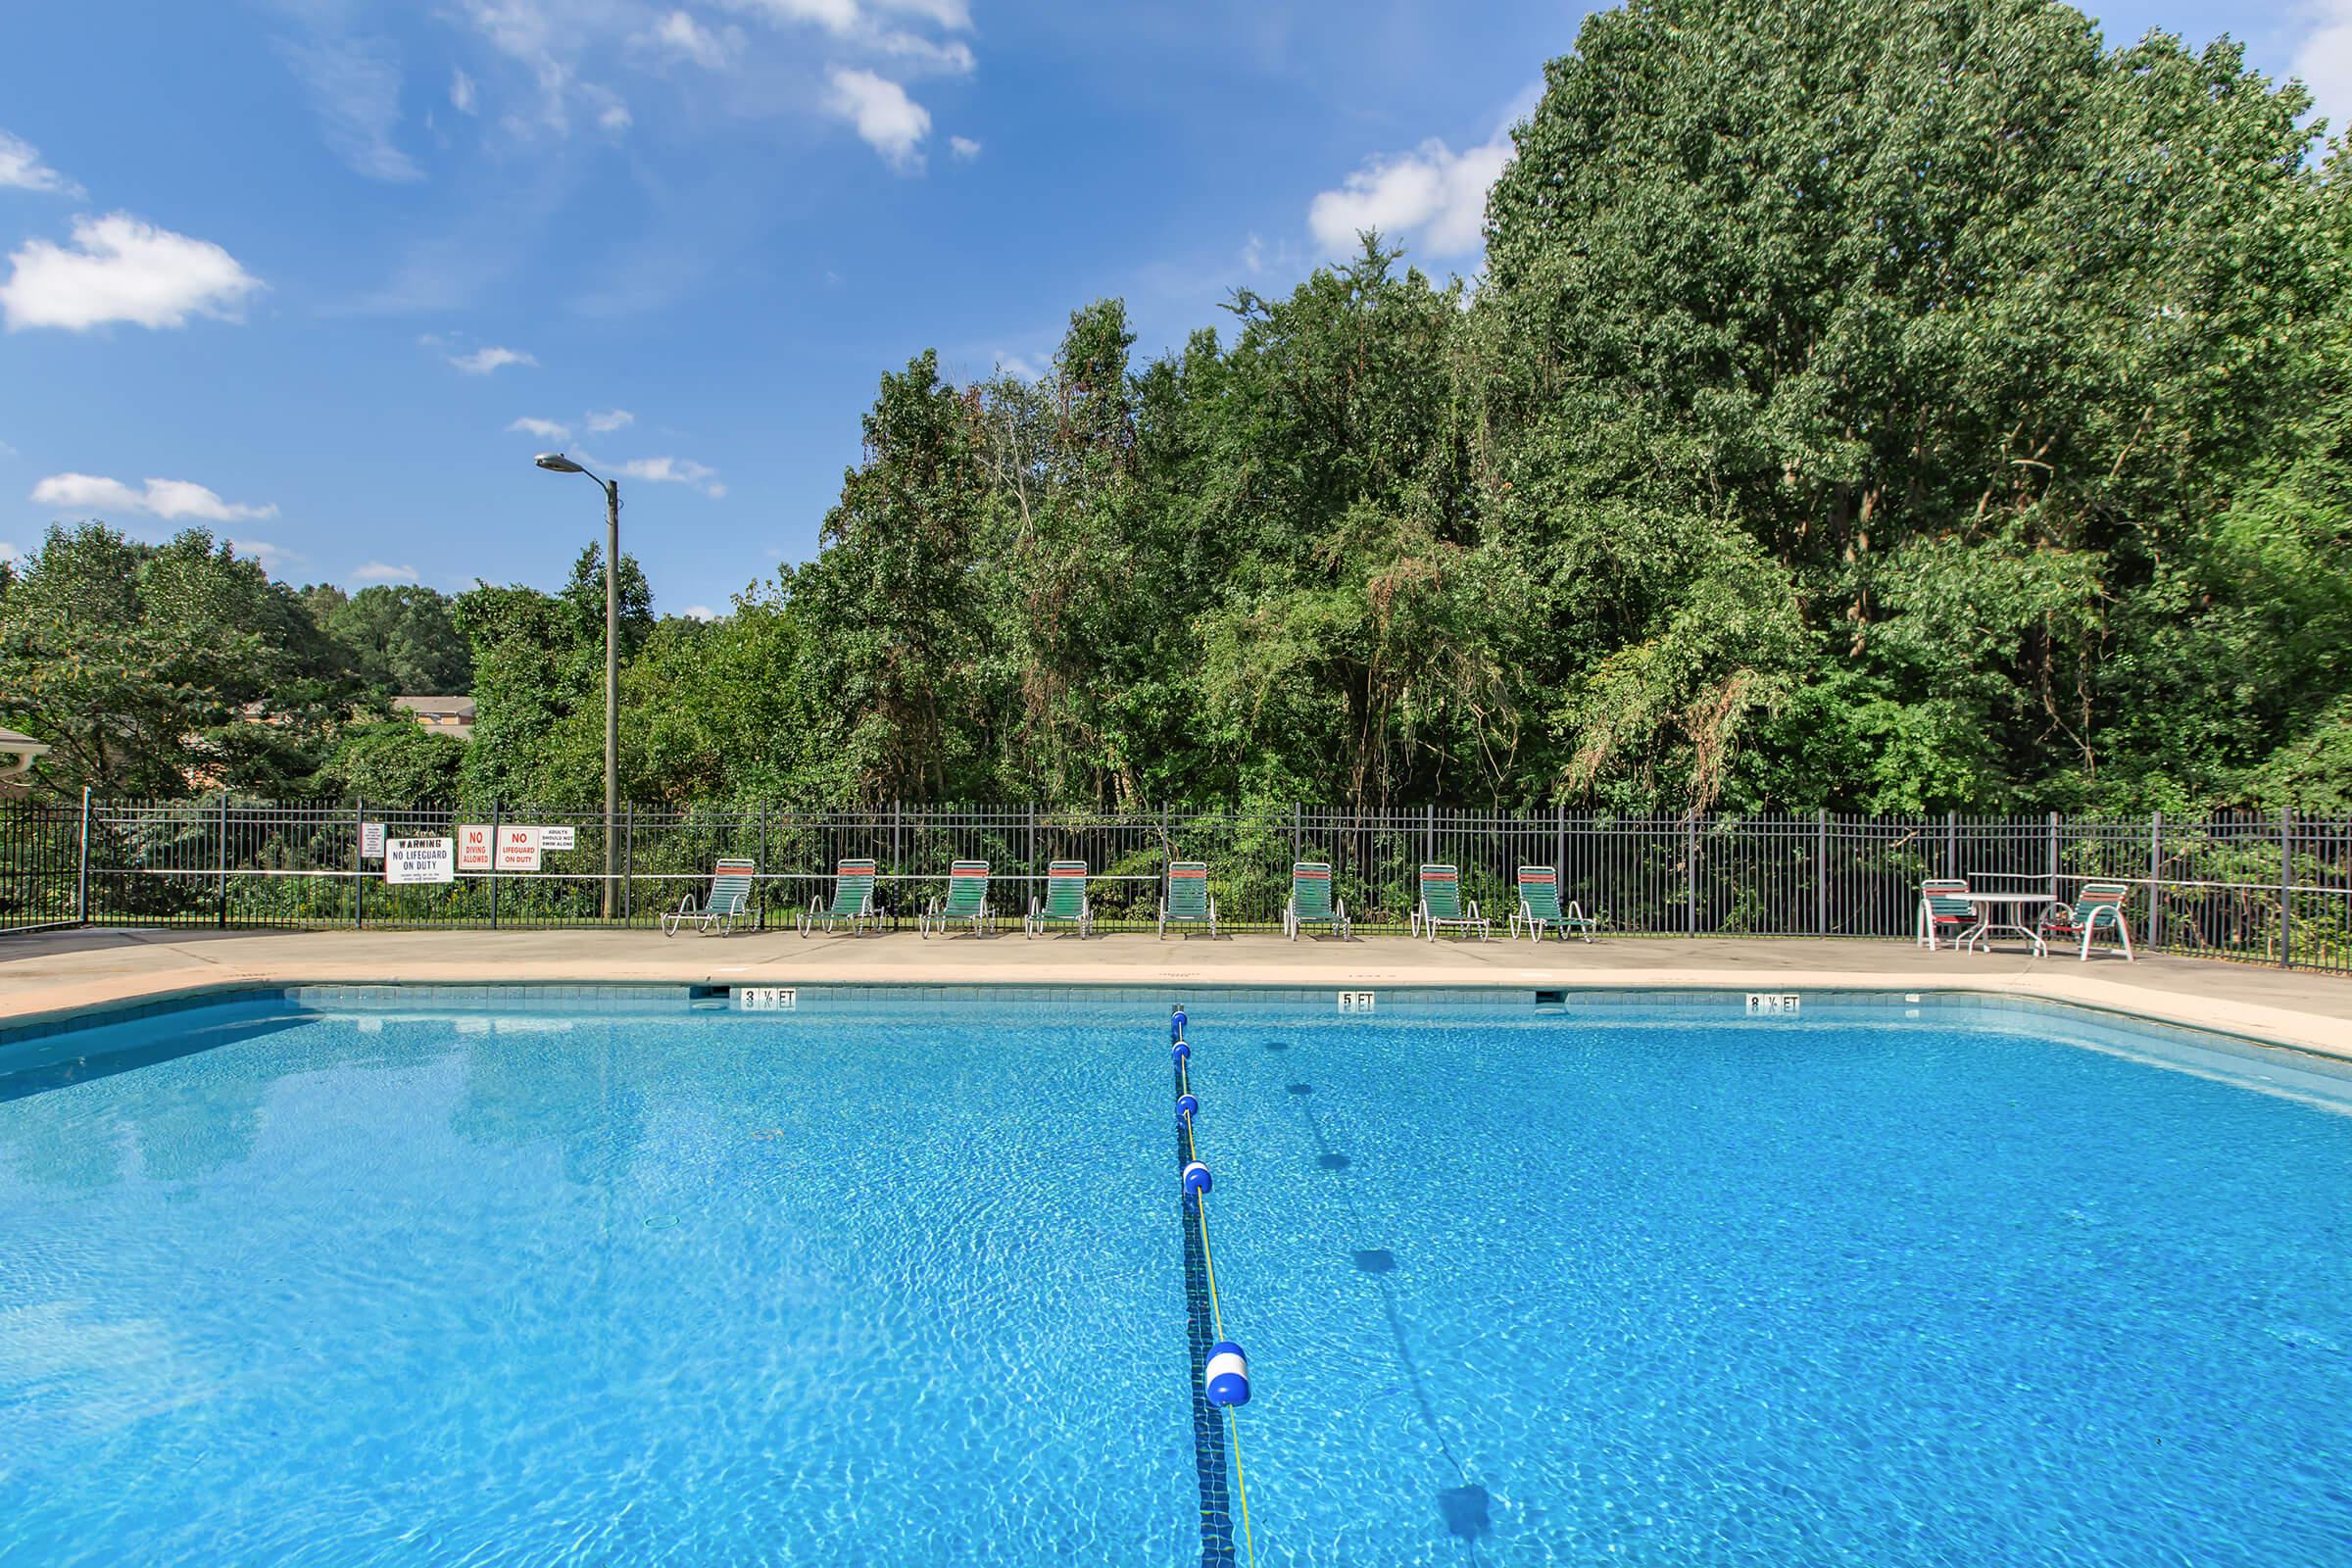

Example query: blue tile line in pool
[1173,1004,1257,1568]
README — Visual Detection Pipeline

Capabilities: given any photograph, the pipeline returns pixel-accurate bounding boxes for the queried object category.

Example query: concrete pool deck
[1,926,2348,1058]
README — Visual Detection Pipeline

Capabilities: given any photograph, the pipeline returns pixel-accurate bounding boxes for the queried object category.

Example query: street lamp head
[533,452,585,473]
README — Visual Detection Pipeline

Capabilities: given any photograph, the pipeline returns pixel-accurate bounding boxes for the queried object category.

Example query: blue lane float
[1172,1038,1191,1063]
[1183,1159,1213,1197]
[1204,1340,1251,1406]
[1177,1093,1200,1121]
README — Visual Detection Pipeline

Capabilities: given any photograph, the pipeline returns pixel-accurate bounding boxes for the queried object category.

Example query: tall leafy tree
[1474,0,2336,809]
[792,351,995,800]
[0,525,354,797]
[313,585,474,694]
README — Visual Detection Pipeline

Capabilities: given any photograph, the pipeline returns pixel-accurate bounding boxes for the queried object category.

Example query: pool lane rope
[1173,1005,1260,1568]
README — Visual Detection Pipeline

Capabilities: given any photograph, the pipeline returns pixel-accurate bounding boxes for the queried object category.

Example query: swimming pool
[3,987,2349,1565]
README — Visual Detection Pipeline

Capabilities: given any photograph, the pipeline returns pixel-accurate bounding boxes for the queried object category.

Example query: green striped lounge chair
[1510,865,1596,943]
[1411,862,1490,942]
[798,858,879,937]
[920,859,993,938]
[662,857,756,937]
[1158,860,1217,938]
[1026,859,1094,938]
[1284,861,1350,941]
[1918,878,1982,952]
[2038,881,2135,961]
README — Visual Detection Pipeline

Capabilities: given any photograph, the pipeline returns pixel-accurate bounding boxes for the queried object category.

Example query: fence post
[1945,810,1957,878]
[1555,801,1566,880]
[2280,806,2292,970]
[1686,813,1698,935]
[624,805,636,925]
[1292,803,1300,865]
[354,797,366,930]
[217,790,230,928]
[490,801,502,931]
[758,806,768,932]
[74,787,91,926]
[1425,803,1436,866]
[1816,808,1828,936]
[2146,810,2160,952]
[2047,810,2059,905]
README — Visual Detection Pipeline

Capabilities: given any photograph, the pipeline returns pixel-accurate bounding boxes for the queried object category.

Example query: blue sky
[2,1,2344,618]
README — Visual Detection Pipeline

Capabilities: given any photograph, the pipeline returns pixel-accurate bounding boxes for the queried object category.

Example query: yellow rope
[1196,1190,1223,1339]
[1179,1054,1257,1568]
[1226,1405,1260,1568]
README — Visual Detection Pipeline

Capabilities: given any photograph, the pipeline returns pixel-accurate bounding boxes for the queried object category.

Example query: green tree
[792,351,995,800]
[0,525,354,797]
[452,552,653,805]
[313,719,466,802]
[1476,0,2335,809]
[316,585,473,693]
[560,543,655,662]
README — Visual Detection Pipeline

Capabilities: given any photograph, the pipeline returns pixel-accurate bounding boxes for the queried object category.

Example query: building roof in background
[393,696,476,719]
[0,728,46,752]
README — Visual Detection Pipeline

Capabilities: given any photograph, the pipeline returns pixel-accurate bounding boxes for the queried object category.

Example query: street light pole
[602,474,619,923]
[535,453,623,920]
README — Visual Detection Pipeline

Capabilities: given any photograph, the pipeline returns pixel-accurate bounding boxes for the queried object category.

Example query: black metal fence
[2,798,2345,974]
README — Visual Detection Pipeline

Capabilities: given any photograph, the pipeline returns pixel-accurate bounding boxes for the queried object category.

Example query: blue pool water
[3,991,2351,1566]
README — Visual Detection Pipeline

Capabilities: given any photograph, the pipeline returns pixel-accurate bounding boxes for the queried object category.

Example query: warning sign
[540,825,576,851]
[385,838,455,885]
[360,821,385,859]
[458,824,494,871]
[496,825,543,872]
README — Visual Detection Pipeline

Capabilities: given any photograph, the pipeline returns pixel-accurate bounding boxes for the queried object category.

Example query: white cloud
[607,455,725,498]
[725,0,862,34]
[275,35,423,183]
[1308,133,1512,259]
[588,85,634,134]
[510,416,572,441]
[949,134,980,160]
[874,0,970,27]
[0,214,264,332]
[228,538,297,571]
[451,68,478,114]
[29,472,277,523]
[450,344,536,374]
[351,561,420,584]
[721,0,973,73]
[0,541,19,564]
[825,67,929,172]
[2295,2,2352,129]
[455,0,631,138]
[646,10,740,69]
[0,129,80,196]
[871,29,973,74]
[584,408,634,432]
[680,603,717,619]
[1241,232,1263,273]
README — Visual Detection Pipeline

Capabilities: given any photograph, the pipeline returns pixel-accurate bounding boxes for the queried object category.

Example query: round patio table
[1962,891,2058,956]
